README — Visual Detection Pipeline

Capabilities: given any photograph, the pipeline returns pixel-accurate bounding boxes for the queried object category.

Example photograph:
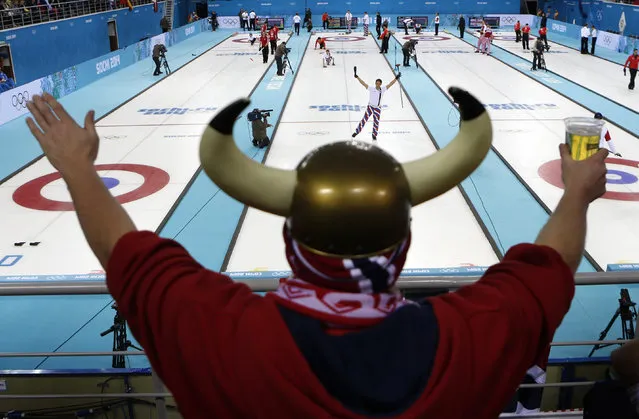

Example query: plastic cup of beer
[564,117,604,161]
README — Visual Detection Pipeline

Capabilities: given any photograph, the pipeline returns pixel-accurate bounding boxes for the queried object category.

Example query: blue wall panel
[174,0,190,27]
[541,0,639,36]
[206,0,519,17]
[2,2,166,85]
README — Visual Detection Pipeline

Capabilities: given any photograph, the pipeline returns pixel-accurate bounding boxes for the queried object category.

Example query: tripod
[283,54,295,75]
[589,289,637,357]
[100,303,142,368]
[160,53,171,75]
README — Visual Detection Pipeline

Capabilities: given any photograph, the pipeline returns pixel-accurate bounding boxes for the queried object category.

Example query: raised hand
[26,93,99,177]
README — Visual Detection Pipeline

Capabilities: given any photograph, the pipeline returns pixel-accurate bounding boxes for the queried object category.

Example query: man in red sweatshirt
[539,26,549,51]
[24,87,608,419]
[259,31,269,63]
[514,20,521,42]
[624,48,639,90]
[522,23,531,50]
[268,25,278,55]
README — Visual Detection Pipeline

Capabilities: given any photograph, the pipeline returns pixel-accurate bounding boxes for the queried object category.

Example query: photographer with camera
[152,43,167,76]
[248,108,273,148]
[275,41,289,76]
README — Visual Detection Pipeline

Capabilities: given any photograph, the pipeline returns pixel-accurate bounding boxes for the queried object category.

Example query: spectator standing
[22,89,609,419]
[160,16,169,33]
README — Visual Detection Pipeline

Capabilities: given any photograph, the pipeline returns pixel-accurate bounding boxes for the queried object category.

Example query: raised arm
[534,144,608,273]
[355,75,368,89]
[386,73,400,89]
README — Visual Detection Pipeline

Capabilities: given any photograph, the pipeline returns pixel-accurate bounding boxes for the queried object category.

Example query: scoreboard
[327,17,359,29]
[468,16,500,29]
[256,17,285,29]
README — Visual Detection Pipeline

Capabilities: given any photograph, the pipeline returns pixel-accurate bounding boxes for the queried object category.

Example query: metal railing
[1,272,637,417]
[1,271,638,295]
[0,341,615,418]
[0,0,159,31]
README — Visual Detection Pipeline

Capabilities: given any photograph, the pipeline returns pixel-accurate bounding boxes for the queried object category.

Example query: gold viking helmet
[200,87,492,258]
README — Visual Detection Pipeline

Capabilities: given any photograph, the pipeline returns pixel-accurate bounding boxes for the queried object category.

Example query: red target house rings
[13,164,170,211]
[538,158,639,202]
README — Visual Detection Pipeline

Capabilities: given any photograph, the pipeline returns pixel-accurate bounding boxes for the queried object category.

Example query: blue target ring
[101,177,120,189]
[539,158,639,201]
[606,169,638,185]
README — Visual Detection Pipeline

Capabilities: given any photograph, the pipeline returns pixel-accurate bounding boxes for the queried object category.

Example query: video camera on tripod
[100,303,142,368]
[589,288,637,357]
[247,108,273,122]
[157,46,171,75]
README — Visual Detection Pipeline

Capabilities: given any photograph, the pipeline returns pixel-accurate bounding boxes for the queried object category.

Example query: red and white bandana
[269,226,416,326]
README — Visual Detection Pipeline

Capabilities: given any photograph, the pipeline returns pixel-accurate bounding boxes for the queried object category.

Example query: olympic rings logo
[503,16,516,24]
[11,91,30,110]
[602,34,613,45]
[272,271,291,276]
[221,17,239,25]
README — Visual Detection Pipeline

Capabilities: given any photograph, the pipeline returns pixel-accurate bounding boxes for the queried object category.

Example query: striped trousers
[355,105,381,138]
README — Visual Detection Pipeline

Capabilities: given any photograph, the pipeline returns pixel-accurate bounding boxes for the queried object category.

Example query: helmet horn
[402,87,492,205]
[199,98,296,216]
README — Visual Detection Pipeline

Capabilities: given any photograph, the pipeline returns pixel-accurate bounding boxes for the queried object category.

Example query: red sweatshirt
[107,231,574,419]
[625,54,639,70]
[539,27,547,36]
[523,25,531,34]
[514,22,521,31]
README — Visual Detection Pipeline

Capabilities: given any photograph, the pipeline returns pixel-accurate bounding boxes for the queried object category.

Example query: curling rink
[485,30,638,114]
[1,23,639,370]
[225,31,499,272]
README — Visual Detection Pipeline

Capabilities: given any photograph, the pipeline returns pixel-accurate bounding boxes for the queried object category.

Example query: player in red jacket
[539,26,549,51]
[268,26,278,55]
[23,87,609,418]
[315,36,327,49]
[624,48,639,90]
[514,20,521,42]
[379,24,390,53]
[259,32,269,63]
[522,23,531,50]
